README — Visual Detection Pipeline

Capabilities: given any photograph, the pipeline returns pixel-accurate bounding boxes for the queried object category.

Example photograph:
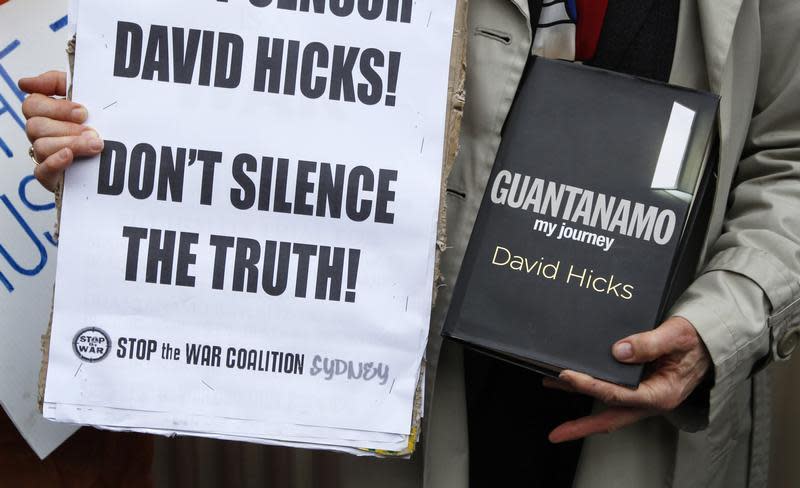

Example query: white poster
[44,0,455,452]
[0,0,78,459]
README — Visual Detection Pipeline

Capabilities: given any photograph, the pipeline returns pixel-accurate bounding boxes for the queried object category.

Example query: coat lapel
[507,0,530,25]
[696,0,745,91]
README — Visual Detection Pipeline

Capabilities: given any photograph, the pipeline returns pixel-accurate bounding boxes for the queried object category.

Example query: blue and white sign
[0,0,77,459]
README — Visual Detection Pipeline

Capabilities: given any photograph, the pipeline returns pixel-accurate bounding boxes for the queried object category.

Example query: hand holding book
[544,316,711,443]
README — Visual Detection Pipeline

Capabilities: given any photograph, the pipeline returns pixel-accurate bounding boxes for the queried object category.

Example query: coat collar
[696,0,745,91]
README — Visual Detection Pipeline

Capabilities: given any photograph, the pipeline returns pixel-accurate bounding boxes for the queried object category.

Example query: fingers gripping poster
[44,0,457,452]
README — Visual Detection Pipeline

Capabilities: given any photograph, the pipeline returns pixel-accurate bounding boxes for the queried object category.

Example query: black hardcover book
[442,58,719,388]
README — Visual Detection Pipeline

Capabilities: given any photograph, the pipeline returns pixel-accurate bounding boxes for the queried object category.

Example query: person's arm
[18,70,103,191]
[667,0,800,427]
[545,0,800,441]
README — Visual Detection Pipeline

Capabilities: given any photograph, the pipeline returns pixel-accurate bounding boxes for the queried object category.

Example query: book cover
[442,58,719,387]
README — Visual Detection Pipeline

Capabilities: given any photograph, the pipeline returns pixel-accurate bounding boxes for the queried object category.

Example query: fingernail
[87,137,104,152]
[71,106,88,122]
[614,342,633,360]
[58,148,71,161]
[84,130,100,139]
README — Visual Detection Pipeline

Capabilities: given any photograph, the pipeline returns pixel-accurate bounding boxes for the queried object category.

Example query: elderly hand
[544,316,711,443]
[19,70,104,192]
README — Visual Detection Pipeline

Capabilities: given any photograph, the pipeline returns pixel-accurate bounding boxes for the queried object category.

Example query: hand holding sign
[19,71,103,191]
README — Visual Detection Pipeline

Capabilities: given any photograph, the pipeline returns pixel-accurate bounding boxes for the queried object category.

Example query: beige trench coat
[413,0,800,487]
[303,1,800,487]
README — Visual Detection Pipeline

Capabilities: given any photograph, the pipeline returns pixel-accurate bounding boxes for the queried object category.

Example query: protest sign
[43,0,458,454]
[0,0,78,459]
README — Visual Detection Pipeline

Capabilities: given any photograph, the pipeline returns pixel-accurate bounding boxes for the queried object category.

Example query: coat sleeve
[669,0,800,428]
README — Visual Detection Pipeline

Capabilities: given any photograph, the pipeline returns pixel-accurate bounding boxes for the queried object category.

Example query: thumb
[18,70,67,97]
[612,317,697,364]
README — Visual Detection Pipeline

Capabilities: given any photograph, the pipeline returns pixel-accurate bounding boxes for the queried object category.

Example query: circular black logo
[72,327,111,362]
